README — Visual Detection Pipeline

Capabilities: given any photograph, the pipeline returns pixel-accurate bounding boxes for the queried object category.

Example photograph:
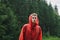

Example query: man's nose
[34,20,35,22]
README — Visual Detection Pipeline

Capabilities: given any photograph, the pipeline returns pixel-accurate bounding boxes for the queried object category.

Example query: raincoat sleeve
[38,26,42,40]
[19,24,26,40]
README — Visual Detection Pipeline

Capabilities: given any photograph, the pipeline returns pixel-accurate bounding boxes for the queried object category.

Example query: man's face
[32,16,37,23]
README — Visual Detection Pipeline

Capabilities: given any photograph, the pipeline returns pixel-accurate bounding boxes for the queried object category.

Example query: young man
[19,13,42,40]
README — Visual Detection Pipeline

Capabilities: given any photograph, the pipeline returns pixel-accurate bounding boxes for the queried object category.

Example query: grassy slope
[43,36,60,40]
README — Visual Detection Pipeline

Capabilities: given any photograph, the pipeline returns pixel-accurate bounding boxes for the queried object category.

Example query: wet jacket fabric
[19,14,42,40]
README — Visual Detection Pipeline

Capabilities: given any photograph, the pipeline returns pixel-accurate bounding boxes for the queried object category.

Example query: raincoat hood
[29,14,39,25]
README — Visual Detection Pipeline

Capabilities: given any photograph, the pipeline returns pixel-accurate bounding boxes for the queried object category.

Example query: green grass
[43,36,60,40]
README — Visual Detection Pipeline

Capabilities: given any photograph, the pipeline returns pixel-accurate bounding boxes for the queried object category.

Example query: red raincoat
[19,14,42,40]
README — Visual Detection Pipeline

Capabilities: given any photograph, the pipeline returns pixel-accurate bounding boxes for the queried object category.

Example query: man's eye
[35,17,36,19]
[32,17,34,19]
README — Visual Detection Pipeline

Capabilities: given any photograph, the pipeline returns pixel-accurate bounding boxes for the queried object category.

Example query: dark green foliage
[0,3,19,40]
